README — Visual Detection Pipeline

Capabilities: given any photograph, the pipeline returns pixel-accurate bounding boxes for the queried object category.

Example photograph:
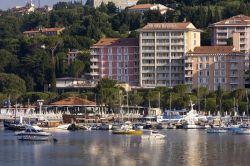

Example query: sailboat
[234,90,250,134]
[112,91,142,135]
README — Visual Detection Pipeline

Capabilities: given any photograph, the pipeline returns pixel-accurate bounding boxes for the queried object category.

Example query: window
[117,48,122,54]
[108,48,112,54]
[215,63,219,69]
[124,48,128,54]
[125,54,129,61]
[221,70,225,76]
[215,70,219,76]
[118,55,122,61]
[108,55,112,61]
[221,63,225,69]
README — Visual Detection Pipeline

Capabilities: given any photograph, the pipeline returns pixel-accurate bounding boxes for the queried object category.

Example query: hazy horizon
[0,0,85,10]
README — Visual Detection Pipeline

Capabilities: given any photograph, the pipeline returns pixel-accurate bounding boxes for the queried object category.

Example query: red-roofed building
[23,27,65,37]
[90,38,139,86]
[185,46,245,91]
[50,97,96,106]
[210,14,250,53]
[128,4,173,14]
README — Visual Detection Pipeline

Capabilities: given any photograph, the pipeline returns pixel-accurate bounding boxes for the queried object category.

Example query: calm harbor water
[0,126,250,166]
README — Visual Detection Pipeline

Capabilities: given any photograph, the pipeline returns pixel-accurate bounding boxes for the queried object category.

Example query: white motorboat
[234,128,250,135]
[56,124,71,130]
[182,101,206,129]
[207,128,228,133]
[15,125,52,141]
[141,130,166,139]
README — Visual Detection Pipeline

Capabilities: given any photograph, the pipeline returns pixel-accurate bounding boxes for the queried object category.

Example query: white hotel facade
[138,22,201,87]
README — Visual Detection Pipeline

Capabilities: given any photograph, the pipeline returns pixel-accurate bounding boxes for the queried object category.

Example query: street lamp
[37,99,44,115]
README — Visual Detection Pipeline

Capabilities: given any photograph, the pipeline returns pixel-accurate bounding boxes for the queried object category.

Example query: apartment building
[210,14,250,54]
[23,27,65,37]
[128,4,173,15]
[185,46,245,91]
[138,22,201,88]
[90,38,139,86]
[89,0,138,9]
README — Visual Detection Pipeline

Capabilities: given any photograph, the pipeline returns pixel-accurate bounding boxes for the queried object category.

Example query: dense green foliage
[0,1,249,111]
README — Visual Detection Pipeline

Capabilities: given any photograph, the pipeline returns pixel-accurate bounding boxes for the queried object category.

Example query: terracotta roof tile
[211,14,250,26]
[190,46,242,54]
[50,97,96,106]
[141,22,193,30]
[129,4,154,9]
[93,38,138,47]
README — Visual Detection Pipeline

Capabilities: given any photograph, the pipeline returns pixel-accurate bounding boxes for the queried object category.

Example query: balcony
[156,36,169,39]
[185,81,192,84]
[230,74,238,77]
[142,36,155,39]
[90,72,99,76]
[141,43,155,46]
[171,35,184,39]
[90,51,98,55]
[185,66,192,70]
[156,42,169,46]
[216,29,227,33]
[172,42,184,46]
[142,56,155,59]
[157,50,170,53]
[230,81,239,84]
[142,70,155,73]
[90,58,99,62]
[90,65,99,69]
[230,66,238,70]
[171,49,184,52]
[142,50,155,53]
[142,77,155,81]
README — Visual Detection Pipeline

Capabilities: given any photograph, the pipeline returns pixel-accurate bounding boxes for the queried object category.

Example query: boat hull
[207,128,228,133]
[112,130,142,135]
[17,135,51,141]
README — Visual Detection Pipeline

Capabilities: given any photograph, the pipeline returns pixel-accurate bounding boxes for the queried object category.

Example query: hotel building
[90,38,139,86]
[138,22,201,87]
[210,14,250,54]
[185,46,245,91]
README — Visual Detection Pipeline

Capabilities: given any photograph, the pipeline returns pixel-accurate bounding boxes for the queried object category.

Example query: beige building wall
[185,52,245,91]
[138,22,201,88]
[91,0,139,9]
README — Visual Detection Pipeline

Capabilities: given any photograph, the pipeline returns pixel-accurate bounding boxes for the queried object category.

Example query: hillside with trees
[0,0,249,110]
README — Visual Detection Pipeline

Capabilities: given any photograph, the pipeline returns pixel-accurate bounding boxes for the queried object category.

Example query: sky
[0,0,85,10]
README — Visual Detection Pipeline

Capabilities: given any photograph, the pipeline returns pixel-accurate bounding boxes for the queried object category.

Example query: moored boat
[141,130,166,139]
[15,125,52,141]
[234,128,250,135]
[112,129,143,135]
[207,128,228,133]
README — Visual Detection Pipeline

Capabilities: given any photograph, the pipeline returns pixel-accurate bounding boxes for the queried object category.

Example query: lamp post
[37,99,44,115]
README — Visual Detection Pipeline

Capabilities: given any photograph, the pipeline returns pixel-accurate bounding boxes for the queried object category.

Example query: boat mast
[246,90,249,124]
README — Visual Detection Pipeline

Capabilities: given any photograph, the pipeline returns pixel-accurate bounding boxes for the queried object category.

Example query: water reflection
[0,129,250,166]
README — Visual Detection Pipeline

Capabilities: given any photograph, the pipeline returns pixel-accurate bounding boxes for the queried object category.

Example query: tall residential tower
[138,22,201,87]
